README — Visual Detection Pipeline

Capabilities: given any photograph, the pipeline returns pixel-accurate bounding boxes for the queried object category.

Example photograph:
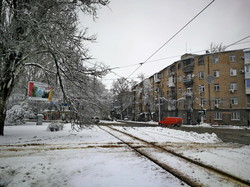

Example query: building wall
[132,48,250,126]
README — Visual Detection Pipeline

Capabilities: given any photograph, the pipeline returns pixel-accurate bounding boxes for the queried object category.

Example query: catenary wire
[104,36,250,84]
[125,0,216,79]
[107,39,250,72]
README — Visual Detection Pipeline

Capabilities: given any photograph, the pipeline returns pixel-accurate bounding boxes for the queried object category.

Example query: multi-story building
[132,48,250,126]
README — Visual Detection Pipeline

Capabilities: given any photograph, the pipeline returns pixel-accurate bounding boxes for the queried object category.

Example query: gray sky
[79,0,250,90]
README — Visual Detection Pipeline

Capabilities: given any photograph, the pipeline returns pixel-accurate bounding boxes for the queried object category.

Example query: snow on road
[0,121,249,186]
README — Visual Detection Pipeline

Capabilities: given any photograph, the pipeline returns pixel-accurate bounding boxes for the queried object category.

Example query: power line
[104,36,250,83]
[125,0,216,79]
[225,36,250,49]
[107,40,250,72]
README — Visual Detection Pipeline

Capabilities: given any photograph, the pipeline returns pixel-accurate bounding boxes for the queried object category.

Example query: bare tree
[111,78,133,120]
[137,74,153,121]
[208,42,226,53]
[0,0,109,135]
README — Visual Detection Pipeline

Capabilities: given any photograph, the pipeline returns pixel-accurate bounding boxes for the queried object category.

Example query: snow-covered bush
[5,101,37,125]
[6,105,26,125]
[47,122,64,132]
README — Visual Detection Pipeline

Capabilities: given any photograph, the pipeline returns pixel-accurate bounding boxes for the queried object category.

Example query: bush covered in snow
[5,102,36,125]
[47,122,64,132]
[6,105,26,125]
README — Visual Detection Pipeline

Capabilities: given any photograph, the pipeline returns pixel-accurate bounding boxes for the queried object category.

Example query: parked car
[158,117,182,127]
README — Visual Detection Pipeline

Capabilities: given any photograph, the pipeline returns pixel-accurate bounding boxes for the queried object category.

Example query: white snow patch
[0,122,249,186]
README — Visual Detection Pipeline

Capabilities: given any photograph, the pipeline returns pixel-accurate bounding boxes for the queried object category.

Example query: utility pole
[157,82,161,122]
[158,91,161,122]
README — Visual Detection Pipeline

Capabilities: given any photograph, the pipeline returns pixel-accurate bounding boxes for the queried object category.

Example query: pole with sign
[27,81,52,125]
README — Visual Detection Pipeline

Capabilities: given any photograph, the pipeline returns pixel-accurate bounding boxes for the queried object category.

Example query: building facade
[132,48,250,126]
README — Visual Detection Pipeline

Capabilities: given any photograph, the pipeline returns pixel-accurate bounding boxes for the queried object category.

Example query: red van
[159,117,182,127]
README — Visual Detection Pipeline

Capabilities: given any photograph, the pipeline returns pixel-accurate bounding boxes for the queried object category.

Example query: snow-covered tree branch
[0,0,110,135]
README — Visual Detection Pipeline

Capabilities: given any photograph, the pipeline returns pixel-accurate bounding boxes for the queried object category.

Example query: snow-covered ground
[116,120,250,129]
[0,121,249,186]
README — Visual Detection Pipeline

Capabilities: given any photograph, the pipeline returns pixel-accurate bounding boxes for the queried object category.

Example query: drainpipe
[207,55,211,123]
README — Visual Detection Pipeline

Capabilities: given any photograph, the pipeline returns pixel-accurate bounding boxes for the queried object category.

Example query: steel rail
[99,125,250,187]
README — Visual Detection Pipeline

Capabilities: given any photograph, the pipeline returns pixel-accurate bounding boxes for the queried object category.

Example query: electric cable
[125,0,216,79]
[107,40,250,72]
[104,35,250,87]
[225,36,250,49]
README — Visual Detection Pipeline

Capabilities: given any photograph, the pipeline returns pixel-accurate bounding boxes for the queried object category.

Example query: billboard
[28,81,52,101]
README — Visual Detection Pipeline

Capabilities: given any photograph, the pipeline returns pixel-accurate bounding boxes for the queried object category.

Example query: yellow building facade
[133,48,250,126]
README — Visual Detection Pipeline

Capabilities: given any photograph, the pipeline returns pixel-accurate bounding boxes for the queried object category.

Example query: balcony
[168,81,175,87]
[182,63,194,73]
[183,79,193,86]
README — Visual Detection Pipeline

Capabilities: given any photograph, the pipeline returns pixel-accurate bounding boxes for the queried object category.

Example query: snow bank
[113,126,222,143]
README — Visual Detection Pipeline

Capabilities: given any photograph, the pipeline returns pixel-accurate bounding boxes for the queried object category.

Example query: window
[214,84,220,91]
[178,76,182,82]
[230,68,237,76]
[213,70,220,78]
[186,74,192,80]
[247,95,250,103]
[229,55,236,62]
[187,87,192,93]
[214,98,221,105]
[230,83,237,90]
[231,112,240,120]
[244,51,250,60]
[200,98,205,107]
[198,57,204,65]
[212,56,219,64]
[199,85,205,93]
[199,72,204,79]
[246,79,250,88]
[245,64,250,73]
[154,73,161,82]
[178,87,182,94]
[214,112,222,120]
[231,97,238,105]
[169,76,175,83]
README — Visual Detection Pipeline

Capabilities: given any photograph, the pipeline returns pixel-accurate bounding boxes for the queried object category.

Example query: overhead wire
[107,40,250,72]
[225,36,250,49]
[104,36,250,85]
[125,0,216,79]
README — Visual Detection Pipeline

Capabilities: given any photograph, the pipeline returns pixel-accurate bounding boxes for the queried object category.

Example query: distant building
[132,48,250,126]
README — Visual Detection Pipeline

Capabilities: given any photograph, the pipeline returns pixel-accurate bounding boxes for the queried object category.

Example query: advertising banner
[28,81,52,101]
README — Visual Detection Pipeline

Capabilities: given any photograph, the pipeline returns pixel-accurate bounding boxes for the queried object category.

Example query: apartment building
[132,48,250,126]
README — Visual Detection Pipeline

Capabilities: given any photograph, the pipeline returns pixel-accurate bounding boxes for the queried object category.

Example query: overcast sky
[79,0,250,90]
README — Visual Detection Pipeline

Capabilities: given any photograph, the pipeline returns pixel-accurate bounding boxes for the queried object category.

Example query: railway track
[99,125,250,187]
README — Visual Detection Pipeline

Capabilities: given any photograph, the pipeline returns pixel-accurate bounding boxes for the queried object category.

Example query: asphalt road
[100,121,250,145]
[176,126,250,145]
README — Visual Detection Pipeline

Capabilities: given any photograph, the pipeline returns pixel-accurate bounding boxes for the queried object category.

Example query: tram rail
[99,125,250,187]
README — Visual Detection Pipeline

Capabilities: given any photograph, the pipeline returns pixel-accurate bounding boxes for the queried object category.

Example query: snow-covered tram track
[99,125,250,187]
[0,142,129,158]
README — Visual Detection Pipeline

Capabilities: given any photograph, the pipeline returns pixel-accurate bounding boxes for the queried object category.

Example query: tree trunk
[0,73,15,136]
[0,95,7,136]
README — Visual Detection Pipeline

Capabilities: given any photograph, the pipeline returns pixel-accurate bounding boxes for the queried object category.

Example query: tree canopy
[0,0,109,135]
